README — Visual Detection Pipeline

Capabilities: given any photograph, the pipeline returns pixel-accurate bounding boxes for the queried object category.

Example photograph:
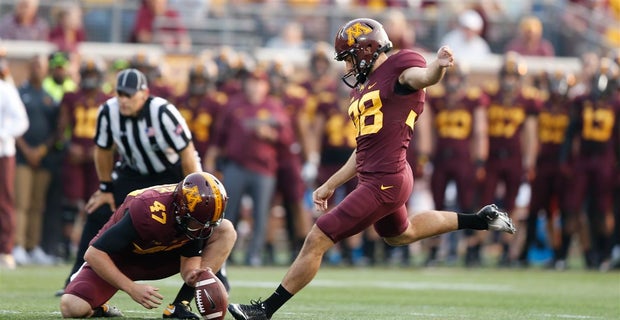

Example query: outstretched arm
[398,46,454,90]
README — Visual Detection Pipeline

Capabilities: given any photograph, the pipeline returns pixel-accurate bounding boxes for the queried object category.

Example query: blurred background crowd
[0,0,618,272]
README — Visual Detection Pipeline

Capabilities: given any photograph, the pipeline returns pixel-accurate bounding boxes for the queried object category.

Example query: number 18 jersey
[348,49,427,174]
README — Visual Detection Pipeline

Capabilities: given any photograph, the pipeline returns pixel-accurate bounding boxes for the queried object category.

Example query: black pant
[64,163,183,287]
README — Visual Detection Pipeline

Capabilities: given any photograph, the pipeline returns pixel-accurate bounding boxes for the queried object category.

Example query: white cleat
[477,204,516,234]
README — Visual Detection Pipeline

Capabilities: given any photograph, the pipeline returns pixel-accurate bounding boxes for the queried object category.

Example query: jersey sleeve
[127,190,177,241]
[91,210,139,253]
[94,101,113,149]
[393,50,427,72]
[159,102,193,152]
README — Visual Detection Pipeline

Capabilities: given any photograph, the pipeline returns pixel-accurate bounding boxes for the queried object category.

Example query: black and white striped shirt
[94,96,192,175]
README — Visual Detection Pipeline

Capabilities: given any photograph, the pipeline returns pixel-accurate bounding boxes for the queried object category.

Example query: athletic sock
[457,213,487,230]
[172,283,194,304]
[264,284,293,318]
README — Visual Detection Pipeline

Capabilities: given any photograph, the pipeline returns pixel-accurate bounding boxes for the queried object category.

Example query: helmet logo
[345,22,372,46]
[184,185,203,212]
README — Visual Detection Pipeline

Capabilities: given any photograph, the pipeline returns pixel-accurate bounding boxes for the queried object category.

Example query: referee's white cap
[116,68,148,95]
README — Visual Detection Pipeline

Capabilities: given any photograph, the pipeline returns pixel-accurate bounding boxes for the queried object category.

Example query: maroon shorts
[316,165,413,243]
[65,255,180,308]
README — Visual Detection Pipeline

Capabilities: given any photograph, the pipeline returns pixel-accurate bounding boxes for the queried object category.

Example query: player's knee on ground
[60,294,92,318]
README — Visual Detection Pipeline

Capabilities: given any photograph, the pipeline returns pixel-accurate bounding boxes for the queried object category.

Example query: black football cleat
[476,204,516,234]
[228,299,270,320]
[162,300,200,319]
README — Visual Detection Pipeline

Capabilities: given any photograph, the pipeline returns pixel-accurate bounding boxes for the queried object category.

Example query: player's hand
[185,267,210,286]
[436,46,454,68]
[85,190,116,214]
[312,184,334,212]
[128,283,163,309]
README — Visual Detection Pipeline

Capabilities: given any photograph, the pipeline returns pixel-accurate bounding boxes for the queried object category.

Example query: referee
[59,68,223,319]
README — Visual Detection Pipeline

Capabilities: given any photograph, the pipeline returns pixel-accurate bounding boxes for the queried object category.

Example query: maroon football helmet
[173,172,228,240]
[334,18,392,88]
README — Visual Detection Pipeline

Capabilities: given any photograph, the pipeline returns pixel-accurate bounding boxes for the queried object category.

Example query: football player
[59,172,236,318]
[228,18,515,320]
[478,51,541,266]
[57,57,111,263]
[264,59,313,264]
[424,62,490,266]
[176,59,227,159]
[516,70,575,269]
[560,58,620,270]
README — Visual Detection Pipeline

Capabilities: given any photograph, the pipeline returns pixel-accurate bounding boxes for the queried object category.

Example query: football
[194,269,228,320]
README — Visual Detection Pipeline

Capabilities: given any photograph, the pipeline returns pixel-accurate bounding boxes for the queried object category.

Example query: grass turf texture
[0,265,618,319]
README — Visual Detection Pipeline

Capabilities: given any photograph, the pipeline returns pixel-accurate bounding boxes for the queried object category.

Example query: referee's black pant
[64,163,184,287]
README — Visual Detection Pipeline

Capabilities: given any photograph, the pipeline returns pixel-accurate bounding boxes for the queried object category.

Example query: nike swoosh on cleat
[380,185,394,190]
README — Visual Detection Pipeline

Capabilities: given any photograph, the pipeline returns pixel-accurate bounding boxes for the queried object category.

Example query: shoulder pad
[521,86,539,99]
[285,84,308,99]
[427,85,445,97]
[483,82,499,95]
[465,87,482,100]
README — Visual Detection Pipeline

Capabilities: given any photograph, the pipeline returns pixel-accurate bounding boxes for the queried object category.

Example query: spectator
[265,21,313,50]
[0,0,49,41]
[504,15,555,56]
[130,0,191,52]
[439,9,491,64]
[49,2,86,53]
[13,54,59,266]
[383,10,419,52]
[0,61,30,270]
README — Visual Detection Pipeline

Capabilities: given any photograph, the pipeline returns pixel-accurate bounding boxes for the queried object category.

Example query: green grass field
[1,264,619,319]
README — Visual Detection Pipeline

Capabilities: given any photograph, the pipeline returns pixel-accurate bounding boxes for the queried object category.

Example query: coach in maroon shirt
[204,69,293,267]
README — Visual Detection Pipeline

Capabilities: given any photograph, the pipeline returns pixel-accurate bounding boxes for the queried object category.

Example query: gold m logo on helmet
[345,22,372,46]
[184,185,203,212]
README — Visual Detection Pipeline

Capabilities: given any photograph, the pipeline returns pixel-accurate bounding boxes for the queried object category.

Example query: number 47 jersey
[91,183,192,256]
[348,49,427,174]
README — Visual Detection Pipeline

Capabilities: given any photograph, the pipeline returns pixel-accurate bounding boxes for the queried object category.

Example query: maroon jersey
[92,184,191,259]
[571,95,620,158]
[348,49,426,174]
[60,89,110,146]
[213,94,290,176]
[428,87,489,160]
[316,99,357,166]
[486,88,541,159]
[537,99,571,163]
[175,91,227,156]
[277,84,309,164]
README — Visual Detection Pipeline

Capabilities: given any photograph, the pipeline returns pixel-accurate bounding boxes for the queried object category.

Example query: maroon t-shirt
[349,49,426,174]
[213,94,289,176]
[61,89,111,147]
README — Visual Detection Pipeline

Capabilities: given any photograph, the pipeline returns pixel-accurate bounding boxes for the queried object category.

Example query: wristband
[99,181,114,193]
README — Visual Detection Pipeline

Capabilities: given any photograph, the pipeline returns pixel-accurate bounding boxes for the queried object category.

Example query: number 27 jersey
[348,49,427,174]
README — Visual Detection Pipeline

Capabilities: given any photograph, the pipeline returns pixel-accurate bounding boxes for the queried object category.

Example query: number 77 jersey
[347,49,427,174]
